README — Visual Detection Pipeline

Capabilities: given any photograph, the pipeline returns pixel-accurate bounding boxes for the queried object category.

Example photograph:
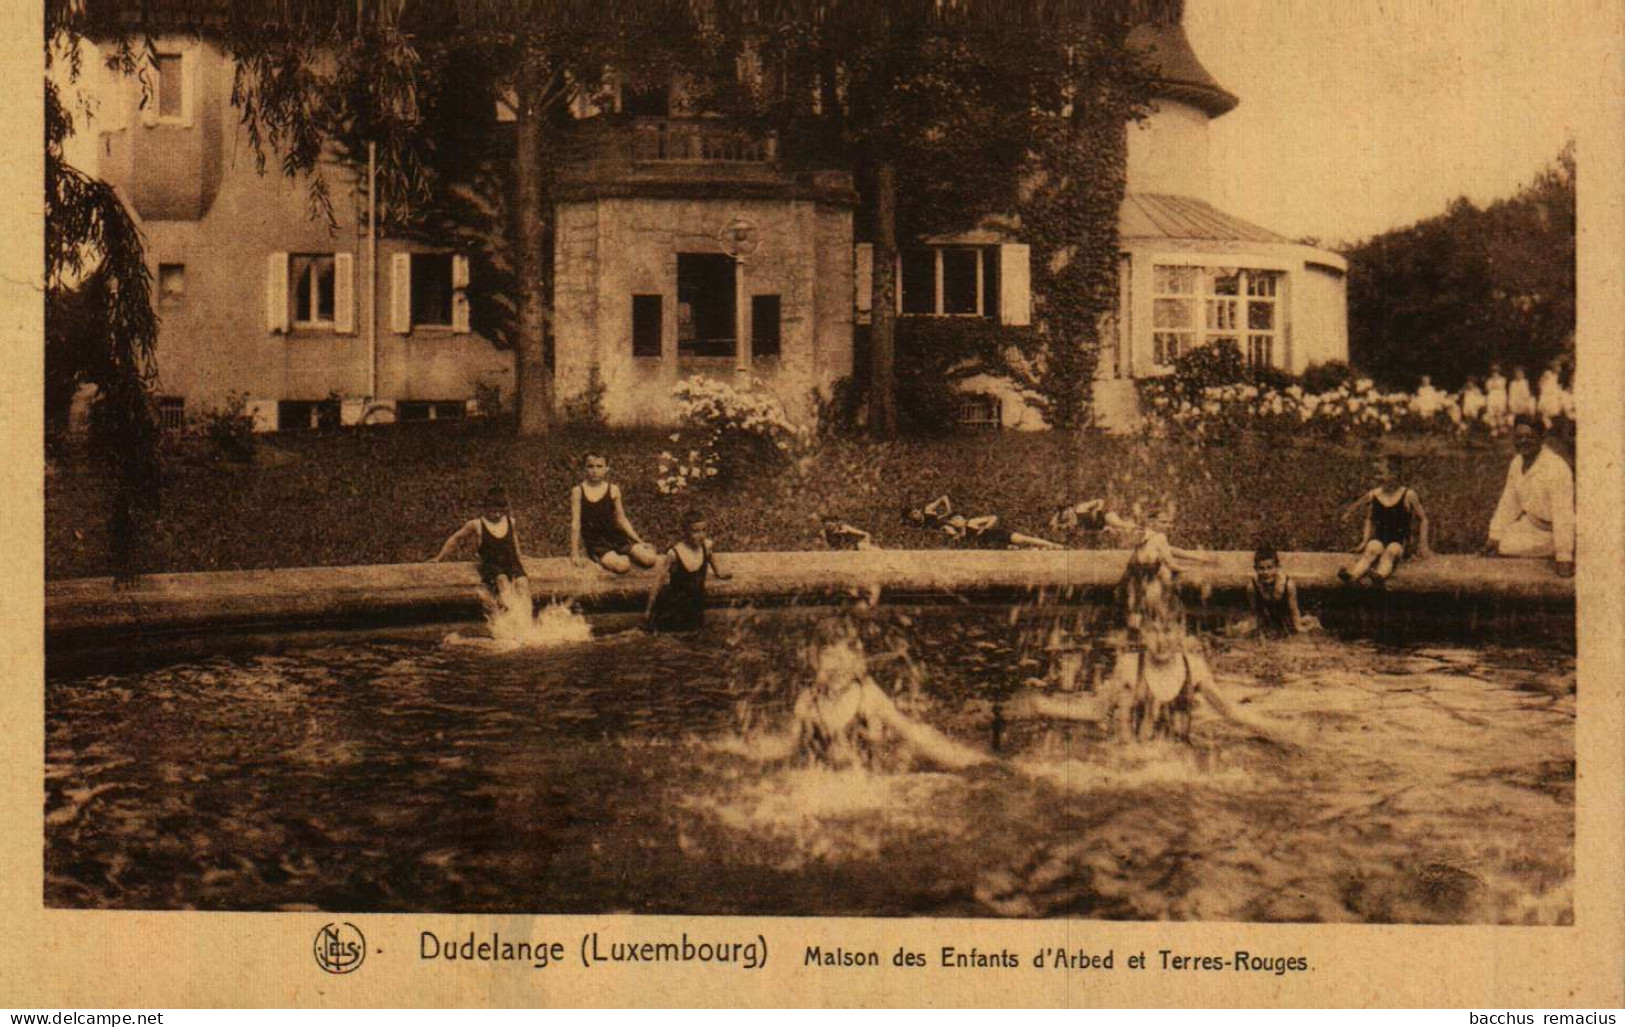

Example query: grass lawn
[45,425,1520,580]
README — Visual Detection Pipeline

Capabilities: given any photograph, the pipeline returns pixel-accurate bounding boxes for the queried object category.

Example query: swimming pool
[44,606,1574,922]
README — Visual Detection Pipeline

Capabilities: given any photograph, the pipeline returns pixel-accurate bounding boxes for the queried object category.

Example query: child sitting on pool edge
[431,485,531,612]
[1338,453,1432,586]
[903,495,1061,550]
[570,453,659,574]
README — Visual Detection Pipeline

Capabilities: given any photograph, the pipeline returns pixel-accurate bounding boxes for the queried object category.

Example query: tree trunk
[513,58,553,436]
[868,160,898,439]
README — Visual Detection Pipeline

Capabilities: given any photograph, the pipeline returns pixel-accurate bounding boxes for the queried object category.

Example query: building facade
[65,22,1345,432]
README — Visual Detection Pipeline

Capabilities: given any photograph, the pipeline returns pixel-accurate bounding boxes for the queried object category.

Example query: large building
[64,21,1346,431]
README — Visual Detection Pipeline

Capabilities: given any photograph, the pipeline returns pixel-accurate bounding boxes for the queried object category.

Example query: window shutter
[333,252,355,334]
[451,254,471,333]
[181,51,196,127]
[853,243,873,322]
[998,243,1031,326]
[391,252,412,334]
[265,252,289,333]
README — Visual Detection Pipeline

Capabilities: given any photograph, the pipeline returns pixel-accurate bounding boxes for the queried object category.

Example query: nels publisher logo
[314,922,367,975]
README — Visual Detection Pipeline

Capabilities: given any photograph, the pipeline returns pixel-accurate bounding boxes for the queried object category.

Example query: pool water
[45,607,1575,922]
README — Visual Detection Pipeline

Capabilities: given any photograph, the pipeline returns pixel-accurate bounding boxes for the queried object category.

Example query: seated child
[1338,454,1432,585]
[1049,498,1136,536]
[432,486,530,611]
[645,510,732,633]
[1243,546,1320,636]
[570,453,659,574]
[903,495,1061,550]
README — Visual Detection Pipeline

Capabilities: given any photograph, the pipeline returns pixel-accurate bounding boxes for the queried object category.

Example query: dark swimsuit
[1250,576,1295,637]
[1075,508,1109,532]
[579,484,633,561]
[649,543,712,633]
[1370,490,1413,548]
[477,516,526,590]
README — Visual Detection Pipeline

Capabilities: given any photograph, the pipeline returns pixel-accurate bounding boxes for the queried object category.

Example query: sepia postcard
[3,0,1622,1009]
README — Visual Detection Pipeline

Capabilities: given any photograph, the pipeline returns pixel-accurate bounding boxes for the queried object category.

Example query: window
[900,250,936,315]
[942,249,979,315]
[290,255,336,326]
[1151,265,1197,366]
[956,393,1002,430]
[411,253,454,328]
[1152,265,1281,368]
[157,396,186,432]
[277,400,340,432]
[397,400,468,423]
[155,54,184,120]
[751,294,781,358]
[899,246,998,317]
[677,253,736,357]
[159,263,185,307]
[1245,271,1280,368]
[632,294,663,358]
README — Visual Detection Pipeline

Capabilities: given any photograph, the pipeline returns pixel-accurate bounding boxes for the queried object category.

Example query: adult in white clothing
[1482,416,1575,577]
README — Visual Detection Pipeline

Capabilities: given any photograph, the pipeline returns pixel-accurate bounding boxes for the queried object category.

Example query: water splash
[446,578,593,650]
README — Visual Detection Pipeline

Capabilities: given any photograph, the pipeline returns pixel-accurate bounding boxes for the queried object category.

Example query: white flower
[1356,378,1374,392]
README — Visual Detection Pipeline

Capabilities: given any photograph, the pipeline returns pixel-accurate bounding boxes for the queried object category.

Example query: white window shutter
[853,243,873,321]
[999,243,1031,326]
[265,252,289,333]
[333,252,355,334]
[451,254,471,333]
[181,51,196,127]
[391,252,412,334]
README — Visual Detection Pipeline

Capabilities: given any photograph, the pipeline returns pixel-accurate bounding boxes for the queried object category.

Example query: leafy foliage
[1346,145,1575,389]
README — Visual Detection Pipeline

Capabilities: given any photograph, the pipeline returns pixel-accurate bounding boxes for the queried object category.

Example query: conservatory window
[1152,265,1280,368]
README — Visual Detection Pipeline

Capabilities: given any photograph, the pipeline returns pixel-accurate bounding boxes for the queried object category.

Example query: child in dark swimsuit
[570,453,658,574]
[902,495,1061,550]
[1245,546,1319,636]
[646,510,732,632]
[432,486,530,609]
[1338,454,1432,584]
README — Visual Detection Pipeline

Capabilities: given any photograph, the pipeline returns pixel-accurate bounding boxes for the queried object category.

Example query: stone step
[1091,378,1143,434]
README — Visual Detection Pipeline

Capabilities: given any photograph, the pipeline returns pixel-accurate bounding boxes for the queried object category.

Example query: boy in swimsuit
[1338,454,1432,585]
[432,486,530,611]
[570,453,658,574]
[1243,546,1319,636]
[645,510,732,632]
[1119,499,1216,633]
[902,495,1062,550]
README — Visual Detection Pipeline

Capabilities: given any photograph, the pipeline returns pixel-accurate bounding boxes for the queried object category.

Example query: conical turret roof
[1126,22,1239,118]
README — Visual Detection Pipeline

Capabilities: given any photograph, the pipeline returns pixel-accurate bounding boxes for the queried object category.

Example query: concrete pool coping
[45,550,1574,643]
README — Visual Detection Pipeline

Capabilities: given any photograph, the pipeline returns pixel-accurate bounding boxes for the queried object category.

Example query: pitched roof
[1126,22,1239,118]
[1119,193,1289,243]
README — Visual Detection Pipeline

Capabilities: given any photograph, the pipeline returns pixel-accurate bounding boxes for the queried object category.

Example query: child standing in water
[1339,454,1432,585]
[646,510,732,633]
[1245,546,1319,636]
[570,453,658,574]
[903,495,1062,550]
[432,486,530,609]
[1119,499,1216,633]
